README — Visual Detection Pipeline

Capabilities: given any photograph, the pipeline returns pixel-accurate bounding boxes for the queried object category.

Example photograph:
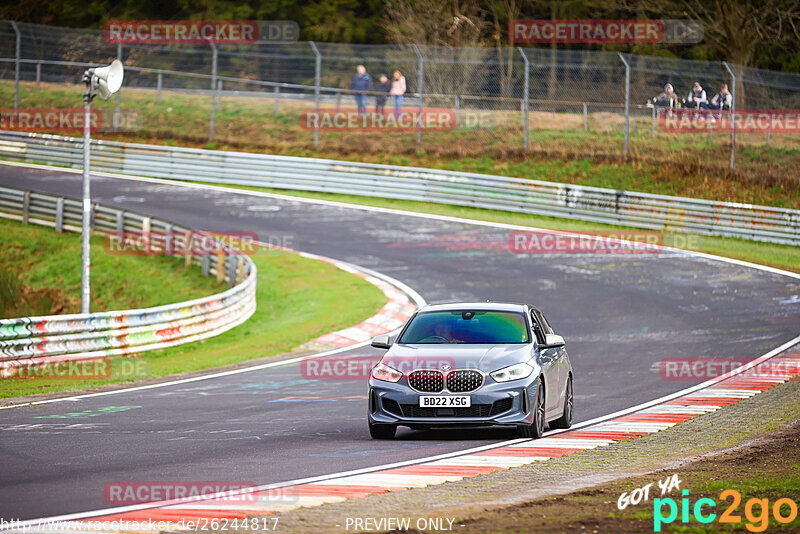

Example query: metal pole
[584,103,588,132]
[209,42,218,143]
[519,48,530,152]
[274,86,280,115]
[115,43,122,130]
[412,44,423,151]
[11,21,20,110]
[309,42,321,148]
[723,61,736,171]
[35,61,41,91]
[81,85,93,313]
[156,72,162,103]
[651,106,655,136]
[618,52,630,158]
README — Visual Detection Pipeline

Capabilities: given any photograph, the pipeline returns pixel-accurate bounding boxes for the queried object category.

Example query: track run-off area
[1,162,799,523]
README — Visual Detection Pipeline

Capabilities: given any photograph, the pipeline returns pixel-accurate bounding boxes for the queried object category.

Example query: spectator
[390,70,406,118]
[653,83,680,108]
[350,65,372,116]
[374,74,391,115]
[706,83,732,110]
[685,82,707,109]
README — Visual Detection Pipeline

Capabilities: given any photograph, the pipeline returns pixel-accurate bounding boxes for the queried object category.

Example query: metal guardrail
[0,130,798,245]
[0,184,257,365]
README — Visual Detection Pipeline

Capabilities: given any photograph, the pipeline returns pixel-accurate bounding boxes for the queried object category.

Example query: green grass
[3,80,800,209]
[0,217,223,315]
[186,182,800,274]
[0,219,387,398]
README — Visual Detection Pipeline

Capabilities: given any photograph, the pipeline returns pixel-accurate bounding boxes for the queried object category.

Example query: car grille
[382,398,403,417]
[397,398,513,418]
[489,397,513,416]
[407,369,445,393]
[401,404,492,417]
[446,370,484,393]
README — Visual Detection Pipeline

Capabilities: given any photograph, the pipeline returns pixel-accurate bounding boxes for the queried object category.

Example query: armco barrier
[0,185,256,367]
[0,130,798,245]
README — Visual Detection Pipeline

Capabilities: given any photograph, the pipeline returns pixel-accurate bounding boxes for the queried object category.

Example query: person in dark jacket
[350,65,372,116]
[374,74,391,115]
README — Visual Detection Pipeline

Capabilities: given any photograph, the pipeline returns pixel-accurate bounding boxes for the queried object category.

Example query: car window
[529,310,546,344]
[398,310,529,344]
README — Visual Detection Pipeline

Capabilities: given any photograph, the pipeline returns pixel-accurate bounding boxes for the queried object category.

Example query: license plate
[419,395,471,407]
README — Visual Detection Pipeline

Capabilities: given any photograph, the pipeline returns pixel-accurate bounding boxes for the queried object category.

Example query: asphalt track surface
[1,165,799,521]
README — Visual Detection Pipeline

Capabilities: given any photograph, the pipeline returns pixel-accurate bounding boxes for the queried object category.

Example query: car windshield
[398,310,529,344]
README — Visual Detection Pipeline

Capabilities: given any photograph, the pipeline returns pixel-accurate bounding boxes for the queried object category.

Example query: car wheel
[369,422,397,439]
[550,374,573,430]
[518,381,545,439]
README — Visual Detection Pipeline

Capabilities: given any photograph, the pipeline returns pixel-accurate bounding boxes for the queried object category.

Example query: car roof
[418,302,528,313]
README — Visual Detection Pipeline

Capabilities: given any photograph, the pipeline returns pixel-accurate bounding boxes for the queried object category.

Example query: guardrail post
[454,95,460,124]
[209,41,218,143]
[114,43,123,130]
[583,103,588,132]
[519,48,530,151]
[21,191,29,224]
[336,90,341,113]
[617,53,631,159]
[35,61,41,91]
[115,210,124,234]
[651,106,656,136]
[227,254,236,287]
[412,44,424,151]
[274,86,280,115]
[216,250,225,282]
[156,72,163,103]
[309,42,321,148]
[185,231,193,267]
[55,197,64,232]
[202,255,210,276]
[164,223,173,255]
[723,61,736,171]
[11,21,20,110]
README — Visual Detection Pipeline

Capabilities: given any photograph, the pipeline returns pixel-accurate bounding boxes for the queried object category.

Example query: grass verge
[1,219,387,399]
[2,81,799,209]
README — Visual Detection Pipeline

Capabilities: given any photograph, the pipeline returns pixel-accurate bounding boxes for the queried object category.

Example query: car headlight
[490,362,534,382]
[371,362,403,383]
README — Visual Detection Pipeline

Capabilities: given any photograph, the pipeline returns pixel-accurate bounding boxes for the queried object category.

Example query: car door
[533,309,565,417]
[530,309,560,415]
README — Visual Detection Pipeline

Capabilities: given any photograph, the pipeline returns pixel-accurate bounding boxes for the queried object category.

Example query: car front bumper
[368,375,540,427]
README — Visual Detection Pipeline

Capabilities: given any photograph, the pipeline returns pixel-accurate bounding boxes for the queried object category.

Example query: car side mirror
[371,334,392,349]
[542,334,565,348]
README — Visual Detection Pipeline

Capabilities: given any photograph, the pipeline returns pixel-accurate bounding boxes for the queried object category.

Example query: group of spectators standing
[350,65,406,116]
[653,82,733,110]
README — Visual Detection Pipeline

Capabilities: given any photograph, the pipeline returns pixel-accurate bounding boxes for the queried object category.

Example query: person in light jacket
[685,82,707,109]
[390,70,406,118]
[350,65,372,116]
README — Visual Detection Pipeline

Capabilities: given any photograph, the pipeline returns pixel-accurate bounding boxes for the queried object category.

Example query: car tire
[550,374,573,430]
[518,381,545,439]
[369,422,397,439]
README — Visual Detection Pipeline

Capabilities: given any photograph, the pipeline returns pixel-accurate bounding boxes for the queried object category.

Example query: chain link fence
[2,21,800,172]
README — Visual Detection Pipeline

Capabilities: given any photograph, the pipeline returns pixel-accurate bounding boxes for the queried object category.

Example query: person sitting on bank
[653,83,680,108]
[685,82,707,109]
[705,84,732,110]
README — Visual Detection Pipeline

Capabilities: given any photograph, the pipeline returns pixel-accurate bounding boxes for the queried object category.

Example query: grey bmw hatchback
[368,302,573,439]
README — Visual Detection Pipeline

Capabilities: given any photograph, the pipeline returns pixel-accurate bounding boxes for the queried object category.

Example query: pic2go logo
[654,489,798,532]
